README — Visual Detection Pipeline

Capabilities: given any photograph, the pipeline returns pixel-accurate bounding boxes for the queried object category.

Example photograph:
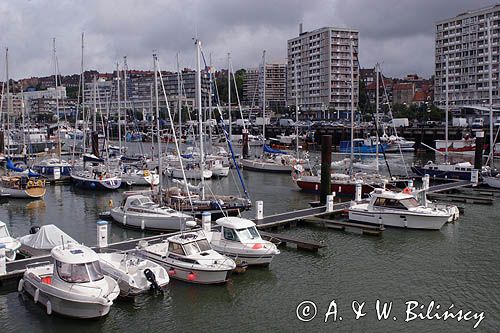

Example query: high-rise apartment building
[287,25,359,118]
[435,5,500,106]
[243,63,287,110]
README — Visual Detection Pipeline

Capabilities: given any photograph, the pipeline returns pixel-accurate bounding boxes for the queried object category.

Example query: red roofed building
[393,82,415,105]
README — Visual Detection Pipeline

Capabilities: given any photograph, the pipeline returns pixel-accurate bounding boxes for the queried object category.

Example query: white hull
[110,208,190,231]
[484,176,500,189]
[210,246,275,266]
[348,208,448,230]
[21,278,114,318]
[169,168,212,180]
[211,166,230,177]
[240,159,292,173]
[121,173,160,186]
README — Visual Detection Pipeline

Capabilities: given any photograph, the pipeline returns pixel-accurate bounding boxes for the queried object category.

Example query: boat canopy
[83,154,104,164]
[216,216,255,229]
[19,224,76,250]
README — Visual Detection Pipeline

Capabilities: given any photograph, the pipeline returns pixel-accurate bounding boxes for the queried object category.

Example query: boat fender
[46,300,52,315]
[168,268,176,277]
[402,187,412,194]
[18,279,24,292]
[108,199,114,208]
[187,272,196,281]
[144,268,161,293]
[34,288,39,303]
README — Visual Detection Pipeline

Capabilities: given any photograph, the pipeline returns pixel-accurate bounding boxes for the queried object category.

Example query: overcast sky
[0,0,496,80]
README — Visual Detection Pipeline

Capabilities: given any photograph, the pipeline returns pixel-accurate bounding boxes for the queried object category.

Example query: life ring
[143,170,150,177]
[27,180,34,187]
[292,170,304,181]
[402,187,412,194]
[36,180,43,187]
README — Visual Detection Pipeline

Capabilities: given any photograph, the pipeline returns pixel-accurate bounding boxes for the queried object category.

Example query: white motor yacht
[0,221,21,261]
[19,243,120,318]
[121,168,160,186]
[98,251,169,296]
[207,217,280,266]
[109,194,195,231]
[348,188,451,230]
[138,230,236,284]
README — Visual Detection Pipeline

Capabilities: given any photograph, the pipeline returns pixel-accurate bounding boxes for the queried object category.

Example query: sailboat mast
[116,63,122,153]
[228,53,232,138]
[349,40,354,176]
[208,53,213,143]
[153,53,162,205]
[445,56,449,161]
[80,33,86,154]
[196,40,205,200]
[5,48,10,154]
[53,38,61,162]
[262,50,266,140]
[375,63,380,174]
[176,53,182,139]
[294,61,299,158]
[488,18,494,167]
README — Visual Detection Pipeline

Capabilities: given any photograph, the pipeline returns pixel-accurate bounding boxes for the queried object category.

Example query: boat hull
[483,176,500,188]
[411,166,472,181]
[21,279,113,318]
[348,209,448,230]
[109,209,192,231]
[71,175,122,191]
[240,159,292,173]
[0,186,46,199]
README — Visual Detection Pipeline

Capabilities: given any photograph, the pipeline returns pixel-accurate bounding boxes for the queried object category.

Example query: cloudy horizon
[0,0,496,80]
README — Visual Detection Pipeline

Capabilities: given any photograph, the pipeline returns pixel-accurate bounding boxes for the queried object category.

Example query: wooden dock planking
[302,217,384,236]
[259,231,325,252]
[427,192,494,205]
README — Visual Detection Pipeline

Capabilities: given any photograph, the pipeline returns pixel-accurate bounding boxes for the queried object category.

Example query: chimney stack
[299,23,303,35]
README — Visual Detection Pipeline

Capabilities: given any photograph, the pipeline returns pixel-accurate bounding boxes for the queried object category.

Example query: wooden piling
[320,135,332,205]
[474,131,484,170]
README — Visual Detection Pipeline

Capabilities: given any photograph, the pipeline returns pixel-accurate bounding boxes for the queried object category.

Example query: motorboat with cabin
[98,251,169,296]
[18,224,77,257]
[411,161,476,181]
[109,194,195,231]
[207,217,280,266]
[32,157,73,182]
[19,243,120,318]
[348,188,451,230]
[0,221,21,261]
[138,229,236,284]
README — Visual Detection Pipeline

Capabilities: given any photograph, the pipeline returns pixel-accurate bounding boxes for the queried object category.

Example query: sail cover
[263,144,286,155]
[19,224,77,250]
[6,158,24,172]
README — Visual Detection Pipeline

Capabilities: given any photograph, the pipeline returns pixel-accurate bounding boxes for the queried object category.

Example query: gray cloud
[0,0,496,79]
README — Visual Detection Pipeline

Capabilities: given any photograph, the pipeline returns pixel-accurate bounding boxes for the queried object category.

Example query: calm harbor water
[0,148,499,332]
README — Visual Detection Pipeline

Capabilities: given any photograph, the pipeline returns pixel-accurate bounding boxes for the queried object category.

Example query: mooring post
[471,169,479,186]
[97,220,108,248]
[0,243,6,275]
[474,131,484,170]
[320,135,332,205]
[408,179,414,193]
[423,174,430,191]
[242,129,249,159]
[326,193,335,212]
[202,212,212,233]
[355,181,362,202]
[256,200,264,220]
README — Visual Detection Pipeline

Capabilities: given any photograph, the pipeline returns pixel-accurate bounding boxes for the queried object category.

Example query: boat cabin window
[168,242,185,255]
[223,227,239,241]
[138,197,154,206]
[0,226,8,238]
[400,197,419,208]
[56,260,104,283]
[373,198,407,210]
[236,226,261,241]
[183,239,212,256]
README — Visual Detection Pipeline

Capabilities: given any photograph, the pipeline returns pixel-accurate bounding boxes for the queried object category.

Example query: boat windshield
[0,226,8,238]
[183,239,212,256]
[236,226,261,241]
[400,197,420,208]
[56,260,104,283]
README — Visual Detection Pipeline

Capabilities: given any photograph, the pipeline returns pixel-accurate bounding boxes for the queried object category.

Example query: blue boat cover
[263,144,286,155]
[6,158,24,172]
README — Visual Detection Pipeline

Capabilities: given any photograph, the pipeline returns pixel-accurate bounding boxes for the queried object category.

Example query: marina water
[0,148,499,332]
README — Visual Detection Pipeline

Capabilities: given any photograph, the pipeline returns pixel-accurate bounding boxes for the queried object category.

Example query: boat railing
[26,261,52,270]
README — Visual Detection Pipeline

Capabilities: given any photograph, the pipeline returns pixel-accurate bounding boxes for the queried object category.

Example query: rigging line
[156,57,193,210]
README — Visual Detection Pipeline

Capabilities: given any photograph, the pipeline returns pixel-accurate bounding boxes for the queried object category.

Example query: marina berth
[207,216,280,266]
[18,224,77,257]
[18,243,120,318]
[138,230,236,284]
[348,188,451,230]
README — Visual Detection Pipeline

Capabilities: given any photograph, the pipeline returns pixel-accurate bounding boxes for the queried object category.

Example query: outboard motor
[144,268,162,293]
[29,226,40,234]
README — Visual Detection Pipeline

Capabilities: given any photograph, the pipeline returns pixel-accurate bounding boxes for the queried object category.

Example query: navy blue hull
[411,166,472,181]
[71,177,121,190]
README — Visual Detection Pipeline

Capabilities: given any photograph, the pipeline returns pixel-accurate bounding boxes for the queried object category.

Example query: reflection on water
[0,147,499,332]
